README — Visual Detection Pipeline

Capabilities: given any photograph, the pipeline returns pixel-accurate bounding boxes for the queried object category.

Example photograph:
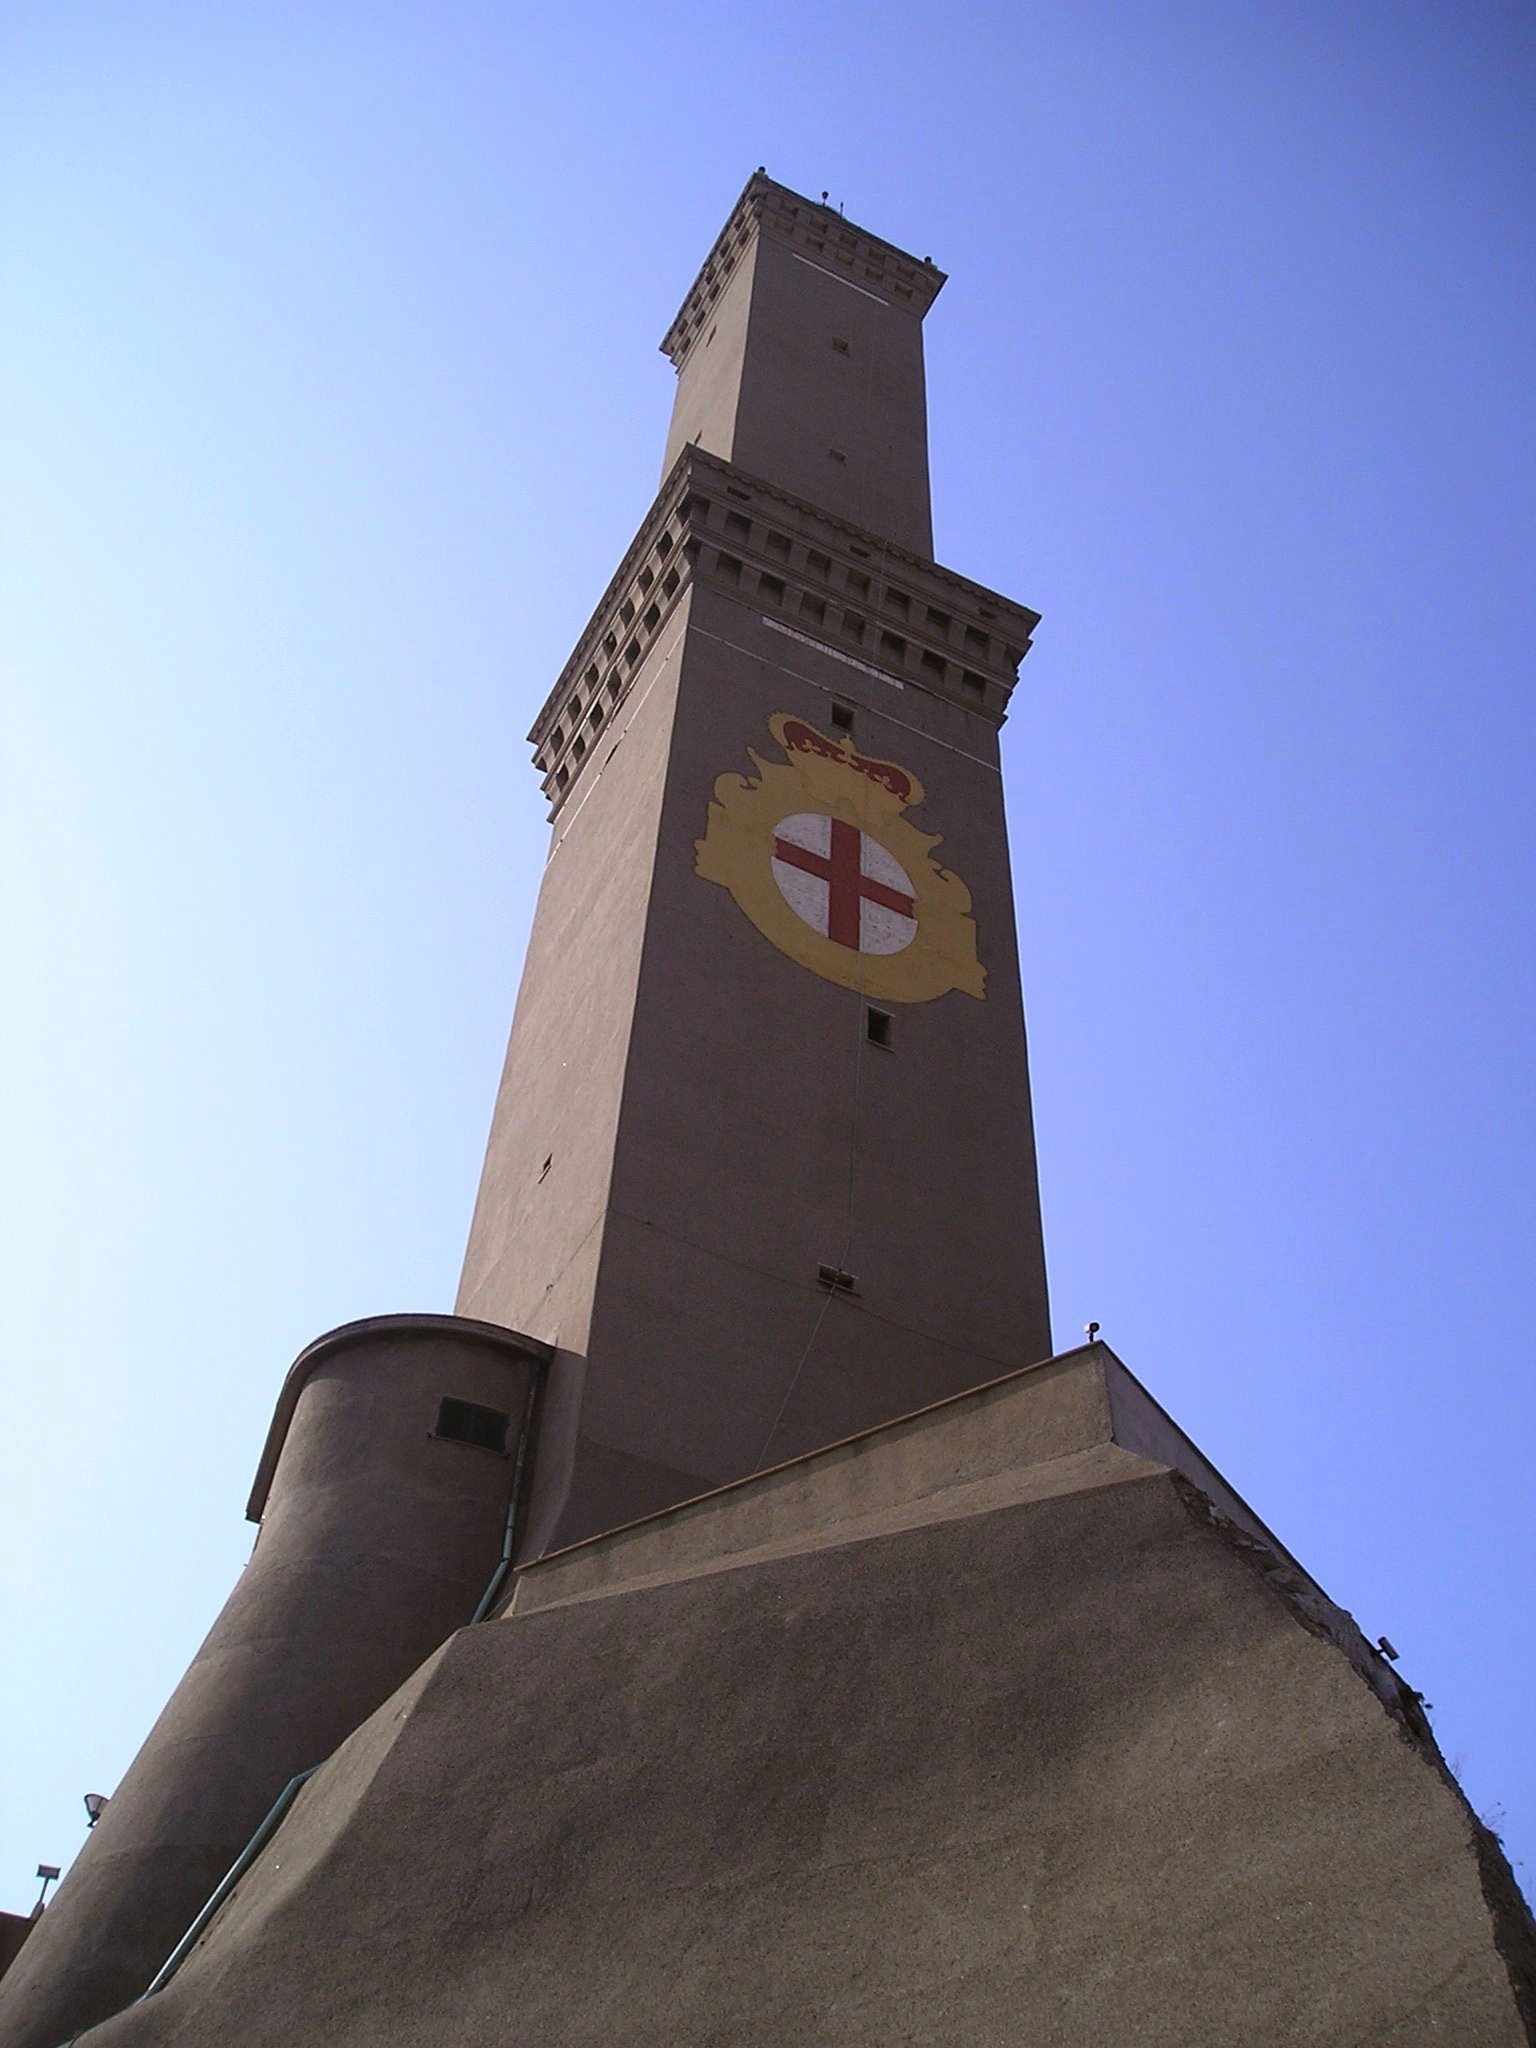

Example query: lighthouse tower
[456,172,1052,1551]
[3,175,1531,2048]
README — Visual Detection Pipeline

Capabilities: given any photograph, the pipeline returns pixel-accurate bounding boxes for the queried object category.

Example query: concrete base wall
[66,1349,1533,2048]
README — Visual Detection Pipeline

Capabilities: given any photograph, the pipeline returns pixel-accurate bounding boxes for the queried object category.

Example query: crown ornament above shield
[694,714,985,1003]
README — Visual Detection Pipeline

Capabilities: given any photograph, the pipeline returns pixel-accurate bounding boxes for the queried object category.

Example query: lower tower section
[456,450,1051,1548]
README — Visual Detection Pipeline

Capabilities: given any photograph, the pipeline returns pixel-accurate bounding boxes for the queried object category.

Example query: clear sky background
[3,0,1533,1919]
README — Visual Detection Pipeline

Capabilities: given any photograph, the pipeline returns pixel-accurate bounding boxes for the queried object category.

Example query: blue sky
[3,0,1534,1914]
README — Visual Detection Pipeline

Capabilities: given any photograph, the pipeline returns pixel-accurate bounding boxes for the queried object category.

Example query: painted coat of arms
[694,714,985,1003]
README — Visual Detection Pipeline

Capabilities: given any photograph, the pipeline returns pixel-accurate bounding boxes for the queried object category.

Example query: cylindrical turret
[0,1313,548,2048]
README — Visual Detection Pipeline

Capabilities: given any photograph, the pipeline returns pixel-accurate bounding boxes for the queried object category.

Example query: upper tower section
[659,173,945,559]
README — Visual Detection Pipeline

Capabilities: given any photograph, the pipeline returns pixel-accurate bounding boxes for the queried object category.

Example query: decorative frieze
[528,446,1039,817]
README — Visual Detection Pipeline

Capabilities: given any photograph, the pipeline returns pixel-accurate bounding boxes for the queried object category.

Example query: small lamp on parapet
[33,1865,60,1914]
[83,1794,108,1829]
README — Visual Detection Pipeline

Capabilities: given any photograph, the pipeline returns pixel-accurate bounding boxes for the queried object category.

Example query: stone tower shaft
[456,179,1052,1552]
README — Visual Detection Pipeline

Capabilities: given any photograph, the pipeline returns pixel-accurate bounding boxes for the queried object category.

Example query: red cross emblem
[770,812,918,955]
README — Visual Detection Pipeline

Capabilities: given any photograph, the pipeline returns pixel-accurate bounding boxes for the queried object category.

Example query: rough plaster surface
[71,1464,1532,2048]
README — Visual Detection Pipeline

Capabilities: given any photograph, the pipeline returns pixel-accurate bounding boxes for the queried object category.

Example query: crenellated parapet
[528,445,1040,816]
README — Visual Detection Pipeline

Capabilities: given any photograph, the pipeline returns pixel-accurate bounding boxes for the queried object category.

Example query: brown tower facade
[457,173,1052,1549]
[5,172,1532,2048]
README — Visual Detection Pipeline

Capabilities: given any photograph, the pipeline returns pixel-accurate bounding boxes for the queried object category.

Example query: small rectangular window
[800,593,826,625]
[887,590,910,618]
[758,572,785,604]
[830,702,854,733]
[920,649,946,680]
[817,1264,857,1293]
[716,553,743,583]
[434,1399,510,1454]
[964,624,989,652]
[961,669,987,697]
[828,447,847,464]
[842,611,866,641]
[831,336,850,354]
[846,570,870,598]
[724,510,751,541]
[926,607,952,632]
[867,1007,893,1048]
[806,548,831,578]
[766,530,792,558]
[880,631,907,659]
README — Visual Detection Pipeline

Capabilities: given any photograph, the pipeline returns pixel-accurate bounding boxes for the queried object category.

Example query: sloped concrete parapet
[69,1346,1536,2048]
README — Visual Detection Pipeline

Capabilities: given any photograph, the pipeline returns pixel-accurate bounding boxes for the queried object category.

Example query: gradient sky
[3,1,1534,1918]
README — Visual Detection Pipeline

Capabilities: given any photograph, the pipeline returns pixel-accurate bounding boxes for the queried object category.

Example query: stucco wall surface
[73,1468,1531,2048]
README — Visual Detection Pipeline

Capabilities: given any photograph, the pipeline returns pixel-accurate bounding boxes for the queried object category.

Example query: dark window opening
[758,572,785,604]
[434,1398,510,1454]
[539,1153,552,1181]
[642,603,660,631]
[846,569,870,597]
[867,1007,893,1049]
[800,593,826,625]
[880,631,907,659]
[961,669,988,698]
[964,624,989,653]
[831,336,850,354]
[920,649,946,680]
[842,611,866,641]
[573,733,586,759]
[766,530,792,558]
[927,606,952,632]
[828,447,847,464]
[817,1264,857,1293]
[724,510,751,541]
[830,702,854,733]
[588,701,602,728]
[716,552,743,584]
[806,548,831,578]
[727,485,752,502]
